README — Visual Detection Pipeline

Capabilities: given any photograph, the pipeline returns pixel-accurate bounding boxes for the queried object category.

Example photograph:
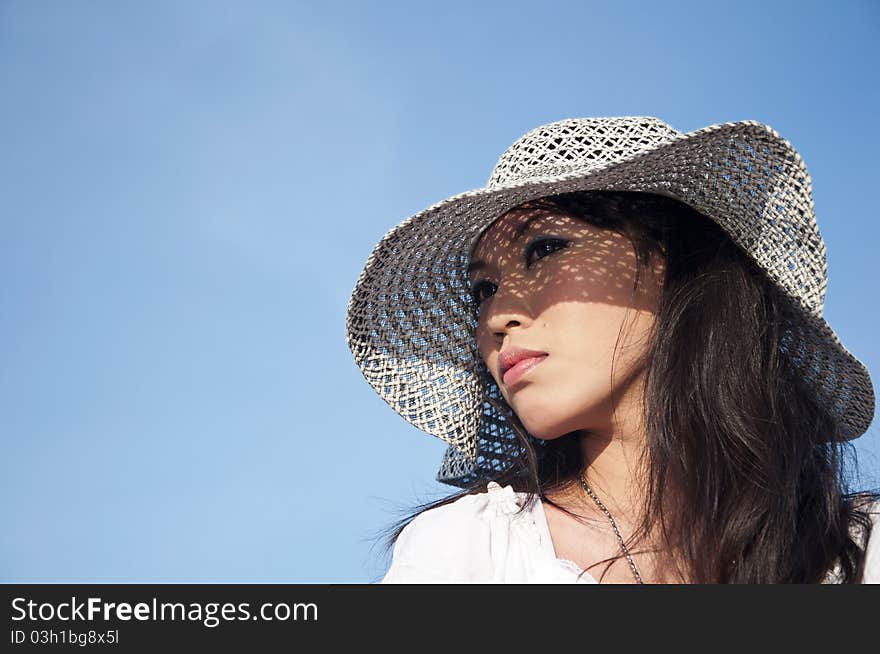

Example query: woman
[346,116,880,583]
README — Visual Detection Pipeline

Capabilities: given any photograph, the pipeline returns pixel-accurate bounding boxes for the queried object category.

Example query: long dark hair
[374,190,878,583]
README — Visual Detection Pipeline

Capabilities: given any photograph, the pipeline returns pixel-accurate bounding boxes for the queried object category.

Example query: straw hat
[345,116,875,487]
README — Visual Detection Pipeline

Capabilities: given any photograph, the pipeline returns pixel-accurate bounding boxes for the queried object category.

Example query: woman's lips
[502,355,548,387]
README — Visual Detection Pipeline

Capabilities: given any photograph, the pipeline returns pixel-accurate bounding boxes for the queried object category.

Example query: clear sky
[2,0,878,582]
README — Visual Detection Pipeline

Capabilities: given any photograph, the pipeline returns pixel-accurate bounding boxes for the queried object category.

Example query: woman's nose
[483,285,532,336]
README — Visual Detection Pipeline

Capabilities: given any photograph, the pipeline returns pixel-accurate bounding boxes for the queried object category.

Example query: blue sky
[2,0,878,582]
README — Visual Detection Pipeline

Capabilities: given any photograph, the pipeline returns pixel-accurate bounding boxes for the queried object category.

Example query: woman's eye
[525,237,569,267]
[470,280,497,304]
[469,238,569,306]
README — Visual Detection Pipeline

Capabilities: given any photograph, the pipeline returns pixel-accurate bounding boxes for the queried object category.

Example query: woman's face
[467,204,665,441]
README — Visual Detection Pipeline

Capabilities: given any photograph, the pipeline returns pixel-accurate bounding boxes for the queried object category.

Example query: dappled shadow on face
[464,200,667,446]
[468,203,665,330]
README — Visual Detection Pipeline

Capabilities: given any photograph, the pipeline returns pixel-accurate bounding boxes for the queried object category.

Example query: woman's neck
[576,430,648,526]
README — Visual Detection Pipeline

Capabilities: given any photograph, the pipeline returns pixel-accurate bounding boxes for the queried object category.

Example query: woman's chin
[519,419,572,441]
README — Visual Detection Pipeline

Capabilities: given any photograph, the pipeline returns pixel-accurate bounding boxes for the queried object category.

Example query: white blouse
[380,481,880,584]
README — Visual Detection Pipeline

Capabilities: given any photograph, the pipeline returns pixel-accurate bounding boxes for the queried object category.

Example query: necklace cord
[579,473,644,584]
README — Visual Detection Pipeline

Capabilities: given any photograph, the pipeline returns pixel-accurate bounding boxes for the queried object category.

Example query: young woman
[346,116,880,583]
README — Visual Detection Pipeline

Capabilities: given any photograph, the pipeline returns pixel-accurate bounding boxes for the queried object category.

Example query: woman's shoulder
[824,495,880,584]
[396,481,529,550]
[380,482,534,583]
[857,495,880,584]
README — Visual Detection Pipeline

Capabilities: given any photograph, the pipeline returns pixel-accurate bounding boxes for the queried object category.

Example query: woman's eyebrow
[467,212,556,275]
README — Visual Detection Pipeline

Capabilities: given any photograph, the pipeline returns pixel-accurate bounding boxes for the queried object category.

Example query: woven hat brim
[345,120,875,486]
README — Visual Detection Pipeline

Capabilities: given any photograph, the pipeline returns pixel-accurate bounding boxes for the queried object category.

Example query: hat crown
[487,116,682,188]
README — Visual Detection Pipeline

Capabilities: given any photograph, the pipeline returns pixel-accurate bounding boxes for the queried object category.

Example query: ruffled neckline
[483,482,863,584]
[485,481,598,583]
[485,481,522,514]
